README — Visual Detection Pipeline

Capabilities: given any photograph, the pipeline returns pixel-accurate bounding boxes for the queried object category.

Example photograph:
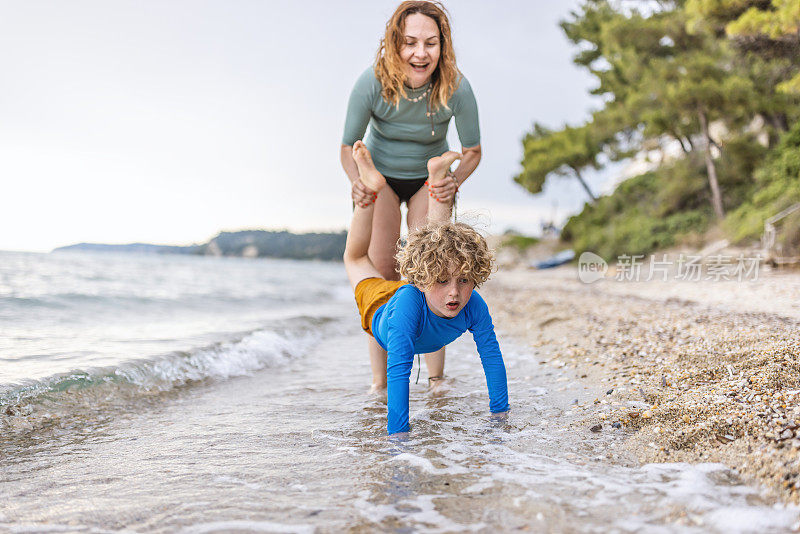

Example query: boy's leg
[343,141,388,290]
[424,351,444,378]
[344,141,394,393]
[368,338,388,392]
[411,151,461,385]
[425,151,462,223]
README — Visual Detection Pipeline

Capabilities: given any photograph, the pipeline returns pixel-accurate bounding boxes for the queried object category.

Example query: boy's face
[422,267,475,318]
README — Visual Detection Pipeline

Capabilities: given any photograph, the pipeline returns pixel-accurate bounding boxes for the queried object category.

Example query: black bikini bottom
[385,177,427,204]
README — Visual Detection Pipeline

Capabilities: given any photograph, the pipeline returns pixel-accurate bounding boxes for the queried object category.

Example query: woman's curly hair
[396,221,495,289]
[374,1,460,110]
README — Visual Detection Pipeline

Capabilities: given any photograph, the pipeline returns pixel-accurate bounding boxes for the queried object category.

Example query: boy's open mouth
[446,301,459,311]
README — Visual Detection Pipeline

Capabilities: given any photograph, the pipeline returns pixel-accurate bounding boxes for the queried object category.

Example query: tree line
[515,0,800,259]
[55,229,347,261]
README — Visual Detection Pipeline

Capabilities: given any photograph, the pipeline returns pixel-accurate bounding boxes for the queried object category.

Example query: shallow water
[1,252,798,533]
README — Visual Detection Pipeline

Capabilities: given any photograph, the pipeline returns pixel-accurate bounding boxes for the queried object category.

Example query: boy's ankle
[427,375,447,394]
[369,383,387,393]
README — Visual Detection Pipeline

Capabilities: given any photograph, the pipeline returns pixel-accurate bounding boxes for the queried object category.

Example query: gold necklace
[405,85,431,103]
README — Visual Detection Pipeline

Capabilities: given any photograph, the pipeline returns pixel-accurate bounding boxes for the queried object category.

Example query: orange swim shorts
[354,277,407,336]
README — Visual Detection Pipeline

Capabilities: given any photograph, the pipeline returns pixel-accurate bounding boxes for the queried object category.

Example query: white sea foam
[354,491,486,533]
[212,475,262,490]
[461,480,495,493]
[353,490,401,523]
[1,320,327,409]
[388,452,469,475]
[704,505,800,533]
[129,327,319,384]
[0,524,133,534]
[180,520,315,534]
[433,430,800,531]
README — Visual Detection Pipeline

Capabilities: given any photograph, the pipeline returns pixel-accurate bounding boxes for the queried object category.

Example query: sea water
[0,250,797,533]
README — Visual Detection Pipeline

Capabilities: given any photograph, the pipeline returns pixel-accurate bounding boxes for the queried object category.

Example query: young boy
[344,140,509,434]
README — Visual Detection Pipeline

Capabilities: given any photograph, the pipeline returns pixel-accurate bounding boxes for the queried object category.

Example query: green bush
[563,160,713,261]
[561,129,780,259]
[725,122,800,243]
[776,209,800,255]
[500,233,540,251]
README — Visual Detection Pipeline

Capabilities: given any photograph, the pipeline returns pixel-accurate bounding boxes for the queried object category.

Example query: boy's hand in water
[352,178,377,208]
[490,410,509,420]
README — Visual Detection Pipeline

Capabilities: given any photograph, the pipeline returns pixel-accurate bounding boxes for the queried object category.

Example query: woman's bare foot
[353,141,386,193]
[427,151,461,184]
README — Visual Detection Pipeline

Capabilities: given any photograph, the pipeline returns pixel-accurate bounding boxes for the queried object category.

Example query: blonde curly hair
[374,1,460,110]
[396,221,494,289]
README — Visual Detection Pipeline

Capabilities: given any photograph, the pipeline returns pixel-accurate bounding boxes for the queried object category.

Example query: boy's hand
[489,411,509,429]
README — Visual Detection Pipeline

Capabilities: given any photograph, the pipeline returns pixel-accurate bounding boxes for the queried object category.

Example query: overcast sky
[0,0,614,252]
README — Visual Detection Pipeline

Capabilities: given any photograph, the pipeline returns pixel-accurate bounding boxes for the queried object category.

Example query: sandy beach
[483,264,800,506]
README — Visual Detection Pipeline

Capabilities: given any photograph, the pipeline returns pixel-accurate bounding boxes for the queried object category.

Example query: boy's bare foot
[353,141,386,194]
[427,151,461,185]
[368,383,387,395]
[368,383,388,402]
[427,376,448,395]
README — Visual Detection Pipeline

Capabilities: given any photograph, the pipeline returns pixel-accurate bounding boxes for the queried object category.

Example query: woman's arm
[342,68,379,207]
[453,144,481,187]
[341,144,375,208]
[429,144,481,202]
[429,73,482,202]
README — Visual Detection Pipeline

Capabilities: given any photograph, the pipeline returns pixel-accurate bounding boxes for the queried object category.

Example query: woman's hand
[428,145,480,203]
[342,144,377,207]
[428,173,459,203]
[352,178,377,208]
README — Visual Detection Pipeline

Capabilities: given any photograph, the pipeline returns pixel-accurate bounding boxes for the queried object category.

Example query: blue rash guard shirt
[371,284,510,434]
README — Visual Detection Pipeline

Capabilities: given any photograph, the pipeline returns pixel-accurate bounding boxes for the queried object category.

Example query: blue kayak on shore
[533,249,575,269]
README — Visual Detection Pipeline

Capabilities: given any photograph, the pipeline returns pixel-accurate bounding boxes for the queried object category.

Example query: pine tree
[514,123,607,202]
[726,0,800,94]
[519,0,761,219]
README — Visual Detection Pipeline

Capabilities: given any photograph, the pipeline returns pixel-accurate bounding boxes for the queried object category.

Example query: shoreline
[482,266,800,506]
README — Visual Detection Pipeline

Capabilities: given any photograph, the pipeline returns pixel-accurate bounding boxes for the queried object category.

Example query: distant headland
[53,229,347,261]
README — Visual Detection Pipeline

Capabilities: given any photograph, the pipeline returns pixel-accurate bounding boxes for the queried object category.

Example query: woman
[340,1,482,392]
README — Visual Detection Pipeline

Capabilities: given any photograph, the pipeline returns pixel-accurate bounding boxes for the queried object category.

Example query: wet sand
[483,266,800,506]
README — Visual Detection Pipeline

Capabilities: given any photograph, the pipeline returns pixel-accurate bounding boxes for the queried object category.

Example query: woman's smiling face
[400,13,441,88]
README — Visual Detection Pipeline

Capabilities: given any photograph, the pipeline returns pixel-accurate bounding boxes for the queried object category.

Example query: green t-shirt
[342,66,480,180]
